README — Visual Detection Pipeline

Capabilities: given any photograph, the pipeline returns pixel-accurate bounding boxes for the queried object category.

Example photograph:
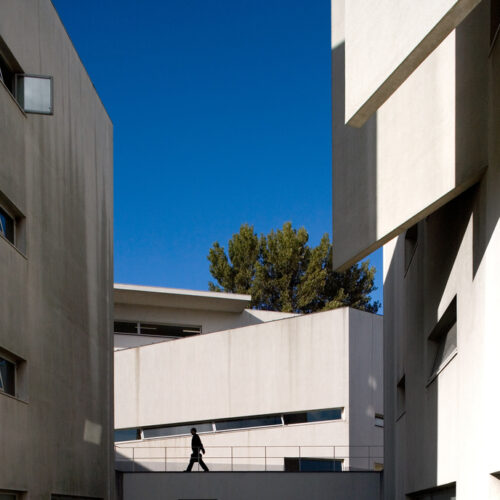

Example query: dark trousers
[186,452,209,471]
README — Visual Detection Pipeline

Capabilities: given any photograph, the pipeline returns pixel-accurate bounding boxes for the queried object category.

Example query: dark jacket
[191,433,205,455]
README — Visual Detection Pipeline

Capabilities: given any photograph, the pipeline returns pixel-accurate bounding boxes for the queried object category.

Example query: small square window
[375,414,384,427]
[16,75,53,114]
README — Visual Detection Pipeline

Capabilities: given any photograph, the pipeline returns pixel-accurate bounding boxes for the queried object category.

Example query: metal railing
[115,445,383,472]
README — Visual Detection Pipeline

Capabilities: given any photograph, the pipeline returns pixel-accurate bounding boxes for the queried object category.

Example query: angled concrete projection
[345,0,481,127]
[332,0,488,271]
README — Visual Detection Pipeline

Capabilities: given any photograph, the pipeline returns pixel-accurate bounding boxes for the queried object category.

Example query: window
[0,493,19,500]
[16,75,53,114]
[143,422,213,439]
[0,356,15,396]
[114,428,141,442]
[114,321,201,339]
[397,375,406,418]
[283,408,342,425]
[0,192,26,253]
[215,415,282,432]
[0,205,15,244]
[428,297,457,384]
[404,224,418,274]
[375,414,384,427]
[284,457,343,472]
[491,0,500,46]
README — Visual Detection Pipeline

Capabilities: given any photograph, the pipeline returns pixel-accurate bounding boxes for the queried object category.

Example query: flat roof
[114,284,251,313]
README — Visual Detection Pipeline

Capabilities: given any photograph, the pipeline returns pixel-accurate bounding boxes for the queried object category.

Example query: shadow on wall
[331,40,378,271]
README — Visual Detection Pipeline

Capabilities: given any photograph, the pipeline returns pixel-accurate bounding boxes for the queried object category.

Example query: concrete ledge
[120,471,382,500]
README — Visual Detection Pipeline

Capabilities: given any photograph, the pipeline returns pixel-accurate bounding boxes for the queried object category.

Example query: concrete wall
[115,309,352,428]
[114,303,296,349]
[114,308,383,473]
[344,0,480,126]
[120,471,382,500]
[0,1,113,498]
[332,0,487,270]
[332,0,500,498]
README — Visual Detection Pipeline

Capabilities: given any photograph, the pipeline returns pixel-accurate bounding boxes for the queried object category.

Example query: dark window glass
[139,323,201,338]
[492,0,500,44]
[283,408,342,425]
[114,428,140,442]
[0,53,15,93]
[404,224,418,274]
[215,415,282,431]
[0,357,15,396]
[114,321,138,334]
[143,422,212,439]
[284,458,342,472]
[0,207,14,244]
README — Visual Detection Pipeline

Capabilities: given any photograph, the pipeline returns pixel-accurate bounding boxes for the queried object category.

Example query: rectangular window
[397,375,406,418]
[0,493,19,500]
[428,297,457,384]
[283,408,342,425]
[143,422,213,439]
[113,321,201,339]
[404,224,418,275]
[215,415,282,432]
[0,205,15,244]
[284,457,343,472]
[114,428,141,442]
[375,414,384,427]
[16,75,53,115]
[0,356,15,396]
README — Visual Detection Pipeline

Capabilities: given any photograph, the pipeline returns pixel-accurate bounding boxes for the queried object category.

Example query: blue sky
[52,0,383,312]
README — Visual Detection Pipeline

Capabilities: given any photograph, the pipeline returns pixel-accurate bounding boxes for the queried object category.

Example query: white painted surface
[345,0,481,126]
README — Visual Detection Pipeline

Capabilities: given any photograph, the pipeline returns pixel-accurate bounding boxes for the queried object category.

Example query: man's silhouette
[185,427,209,471]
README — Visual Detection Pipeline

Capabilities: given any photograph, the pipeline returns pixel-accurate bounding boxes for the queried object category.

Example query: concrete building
[113,286,383,474]
[0,1,114,499]
[332,0,500,498]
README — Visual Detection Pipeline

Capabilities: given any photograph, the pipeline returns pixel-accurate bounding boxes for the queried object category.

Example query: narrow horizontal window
[215,415,282,432]
[284,457,343,472]
[283,408,342,425]
[114,321,138,334]
[16,74,53,114]
[114,428,141,442]
[143,422,212,439]
[0,492,19,500]
[139,322,201,338]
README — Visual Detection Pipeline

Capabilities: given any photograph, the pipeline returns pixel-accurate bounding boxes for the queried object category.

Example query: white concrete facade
[0,1,114,499]
[332,0,500,498]
[113,284,296,350]
[114,304,383,472]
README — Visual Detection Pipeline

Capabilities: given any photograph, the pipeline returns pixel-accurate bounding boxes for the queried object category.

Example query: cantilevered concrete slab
[345,0,481,127]
[114,284,251,312]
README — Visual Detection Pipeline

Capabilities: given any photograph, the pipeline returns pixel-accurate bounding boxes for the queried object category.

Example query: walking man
[185,428,209,471]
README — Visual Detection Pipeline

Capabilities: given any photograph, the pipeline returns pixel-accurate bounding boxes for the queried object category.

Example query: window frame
[0,353,17,397]
[0,203,16,246]
[15,74,54,115]
[113,320,202,339]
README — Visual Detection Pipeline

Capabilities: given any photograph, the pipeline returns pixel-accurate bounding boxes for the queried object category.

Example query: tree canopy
[208,222,380,314]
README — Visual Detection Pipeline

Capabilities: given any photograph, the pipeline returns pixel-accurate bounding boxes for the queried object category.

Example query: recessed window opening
[283,408,342,425]
[428,297,457,384]
[114,428,141,442]
[397,375,406,418]
[114,321,201,339]
[0,355,16,396]
[284,457,343,472]
[491,0,500,46]
[0,205,15,244]
[120,407,344,442]
[375,414,384,427]
[0,491,21,500]
[15,74,53,115]
[404,224,418,275]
